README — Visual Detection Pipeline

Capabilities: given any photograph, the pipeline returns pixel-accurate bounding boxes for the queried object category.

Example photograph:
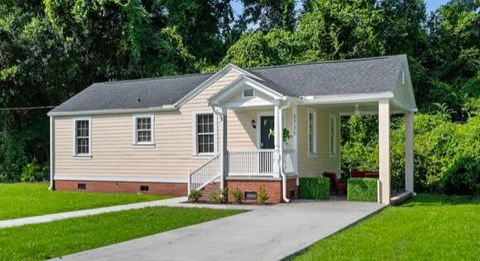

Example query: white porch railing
[227,149,275,176]
[188,154,221,192]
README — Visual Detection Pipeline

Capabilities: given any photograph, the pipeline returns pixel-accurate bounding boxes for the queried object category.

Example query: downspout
[279,98,292,203]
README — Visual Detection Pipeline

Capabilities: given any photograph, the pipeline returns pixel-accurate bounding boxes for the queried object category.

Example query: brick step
[199,182,221,201]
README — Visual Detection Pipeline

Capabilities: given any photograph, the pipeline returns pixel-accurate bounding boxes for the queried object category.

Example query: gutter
[47,104,177,117]
[279,98,293,203]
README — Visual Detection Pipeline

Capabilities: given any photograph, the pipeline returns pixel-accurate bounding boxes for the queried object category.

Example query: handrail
[188,154,221,193]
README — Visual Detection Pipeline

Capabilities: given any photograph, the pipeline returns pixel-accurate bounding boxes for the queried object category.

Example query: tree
[239,0,296,32]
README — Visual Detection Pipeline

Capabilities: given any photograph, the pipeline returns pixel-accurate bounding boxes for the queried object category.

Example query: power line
[0,106,56,111]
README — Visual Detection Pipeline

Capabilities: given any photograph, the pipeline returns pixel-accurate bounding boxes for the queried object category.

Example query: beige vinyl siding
[226,109,257,150]
[297,105,341,177]
[54,69,242,181]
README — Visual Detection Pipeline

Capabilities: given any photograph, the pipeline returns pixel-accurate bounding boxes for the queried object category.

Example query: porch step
[199,182,221,201]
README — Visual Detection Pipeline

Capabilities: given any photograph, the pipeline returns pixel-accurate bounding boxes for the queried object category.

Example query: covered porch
[188,63,416,204]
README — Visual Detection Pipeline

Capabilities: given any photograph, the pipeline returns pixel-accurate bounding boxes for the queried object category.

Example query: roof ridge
[100,72,214,85]
[250,54,406,72]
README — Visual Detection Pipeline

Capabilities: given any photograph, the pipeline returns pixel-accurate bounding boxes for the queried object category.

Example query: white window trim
[242,88,255,98]
[72,117,92,159]
[192,111,217,157]
[132,114,155,147]
[329,113,337,157]
[307,108,317,158]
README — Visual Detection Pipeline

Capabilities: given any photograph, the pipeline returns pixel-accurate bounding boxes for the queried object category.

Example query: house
[47,55,417,204]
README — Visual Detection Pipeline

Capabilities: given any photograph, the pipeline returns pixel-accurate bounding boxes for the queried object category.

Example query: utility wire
[0,106,56,111]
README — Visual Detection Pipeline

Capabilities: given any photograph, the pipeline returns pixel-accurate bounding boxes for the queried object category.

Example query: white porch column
[405,112,414,193]
[292,104,299,182]
[378,99,391,204]
[273,104,281,177]
[220,107,227,189]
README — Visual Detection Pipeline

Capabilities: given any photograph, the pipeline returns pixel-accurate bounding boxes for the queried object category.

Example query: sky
[231,0,452,18]
[426,0,451,13]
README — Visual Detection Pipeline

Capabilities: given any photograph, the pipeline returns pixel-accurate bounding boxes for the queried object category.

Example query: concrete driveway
[54,200,384,261]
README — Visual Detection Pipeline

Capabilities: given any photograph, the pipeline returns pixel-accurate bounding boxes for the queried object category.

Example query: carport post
[378,99,391,204]
[405,112,414,193]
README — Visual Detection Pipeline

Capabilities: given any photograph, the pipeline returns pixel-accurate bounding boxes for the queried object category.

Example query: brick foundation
[54,180,187,196]
[54,177,298,203]
[225,177,298,204]
[287,177,299,200]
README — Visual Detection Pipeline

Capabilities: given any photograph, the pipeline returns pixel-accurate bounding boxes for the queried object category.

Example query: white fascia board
[391,98,418,113]
[47,105,177,117]
[209,75,284,106]
[174,63,263,108]
[299,92,395,104]
[402,59,418,110]
[243,77,284,99]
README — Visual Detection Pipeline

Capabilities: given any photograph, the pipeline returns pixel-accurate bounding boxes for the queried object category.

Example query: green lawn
[0,183,168,220]
[0,206,242,260]
[292,194,480,260]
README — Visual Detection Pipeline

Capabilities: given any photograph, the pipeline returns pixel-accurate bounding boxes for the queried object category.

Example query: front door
[260,116,274,149]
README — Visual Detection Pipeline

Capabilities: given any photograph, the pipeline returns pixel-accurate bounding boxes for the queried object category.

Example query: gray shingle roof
[250,55,405,96]
[50,73,213,113]
[51,55,406,113]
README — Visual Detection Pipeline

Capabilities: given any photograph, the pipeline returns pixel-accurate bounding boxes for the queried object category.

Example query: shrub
[442,156,480,195]
[347,178,378,202]
[20,160,48,182]
[208,189,225,203]
[222,187,229,202]
[257,185,270,204]
[298,177,330,200]
[231,187,243,204]
[187,189,202,202]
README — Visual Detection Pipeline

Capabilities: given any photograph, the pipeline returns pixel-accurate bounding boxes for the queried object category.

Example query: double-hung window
[308,108,317,157]
[196,113,215,154]
[329,114,337,157]
[134,115,154,145]
[74,118,91,156]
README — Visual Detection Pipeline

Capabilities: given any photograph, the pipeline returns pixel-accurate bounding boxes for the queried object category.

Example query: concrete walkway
[0,197,258,229]
[54,200,384,261]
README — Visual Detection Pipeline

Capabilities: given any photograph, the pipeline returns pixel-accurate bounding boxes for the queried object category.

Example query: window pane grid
[136,117,152,143]
[75,120,89,155]
[197,114,214,154]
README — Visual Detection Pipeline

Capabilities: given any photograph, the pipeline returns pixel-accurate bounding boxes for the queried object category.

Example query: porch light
[251,119,256,129]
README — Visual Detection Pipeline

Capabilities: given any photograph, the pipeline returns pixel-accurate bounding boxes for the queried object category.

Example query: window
[74,118,91,156]
[196,113,215,154]
[77,183,86,190]
[308,108,317,156]
[242,88,255,97]
[329,114,337,156]
[140,185,149,192]
[134,115,154,145]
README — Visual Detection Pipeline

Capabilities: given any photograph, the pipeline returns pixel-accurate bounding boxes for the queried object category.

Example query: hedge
[298,177,330,200]
[347,178,378,202]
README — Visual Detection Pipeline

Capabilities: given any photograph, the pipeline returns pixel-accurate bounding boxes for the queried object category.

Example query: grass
[0,206,242,260]
[0,183,168,220]
[292,194,480,260]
